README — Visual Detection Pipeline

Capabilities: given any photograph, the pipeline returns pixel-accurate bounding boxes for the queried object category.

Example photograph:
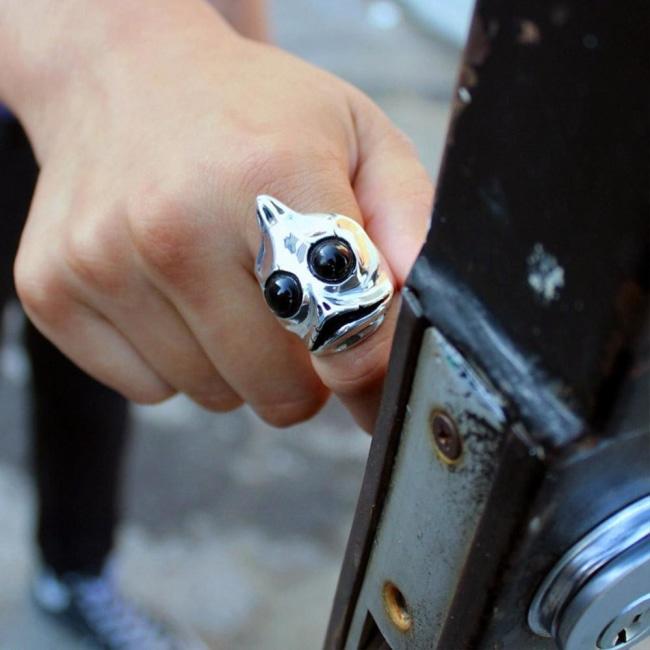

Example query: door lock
[528,496,650,650]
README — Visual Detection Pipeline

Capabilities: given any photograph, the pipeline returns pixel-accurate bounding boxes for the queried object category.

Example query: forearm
[0,0,82,117]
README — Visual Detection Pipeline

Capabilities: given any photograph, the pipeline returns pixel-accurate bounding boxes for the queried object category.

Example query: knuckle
[255,391,327,428]
[238,137,340,198]
[237,142,294,195]
[236,142,352,249]
[128,189,202,283]
[64,220,127,295]
[14,253,68,325]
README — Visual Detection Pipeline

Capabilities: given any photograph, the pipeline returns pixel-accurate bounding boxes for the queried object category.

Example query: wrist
[0,1,105,128]
[0,0,239,160]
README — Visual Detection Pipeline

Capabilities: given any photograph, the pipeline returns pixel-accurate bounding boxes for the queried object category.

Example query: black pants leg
[0,118,130,576]
[25,321,130,575]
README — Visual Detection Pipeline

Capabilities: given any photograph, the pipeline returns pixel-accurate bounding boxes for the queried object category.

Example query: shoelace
[73,576,176,650]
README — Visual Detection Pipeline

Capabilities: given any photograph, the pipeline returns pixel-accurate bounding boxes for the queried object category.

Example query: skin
[0,0,432,431]
[208,0,269,41]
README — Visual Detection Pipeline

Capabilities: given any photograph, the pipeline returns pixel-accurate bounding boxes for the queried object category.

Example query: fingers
[349,91,434,285]
[14,174,172,405]
[169,270,330,427]
[312,298,398,432]
[15,278,173,404]
[75,275,243,412]
[129,200,330,427]
[129,164,397,429]
[14,91,421,429]
[249,170,397,432]
[241,170,396,432]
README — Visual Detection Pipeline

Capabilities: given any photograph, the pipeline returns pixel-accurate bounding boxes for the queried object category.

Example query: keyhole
[597,598,650,649]
[610,612,648,647]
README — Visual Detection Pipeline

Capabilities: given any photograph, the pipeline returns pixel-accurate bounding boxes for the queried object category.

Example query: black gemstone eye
[308,237,355,283]
[264,271,303,318]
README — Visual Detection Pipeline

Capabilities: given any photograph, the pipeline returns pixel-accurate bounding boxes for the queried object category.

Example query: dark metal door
[325,0,650,647]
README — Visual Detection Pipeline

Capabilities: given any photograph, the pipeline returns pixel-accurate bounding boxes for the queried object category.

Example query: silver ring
[255,195,394,355]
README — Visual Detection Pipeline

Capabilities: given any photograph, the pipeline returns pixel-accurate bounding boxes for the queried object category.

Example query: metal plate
[344,327,509,649]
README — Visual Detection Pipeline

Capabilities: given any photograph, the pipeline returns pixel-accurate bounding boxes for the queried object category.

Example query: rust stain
[460,64,478,89]
[518,19,541,44]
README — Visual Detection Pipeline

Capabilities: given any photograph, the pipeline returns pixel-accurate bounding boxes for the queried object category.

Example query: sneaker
[31,563,207,650]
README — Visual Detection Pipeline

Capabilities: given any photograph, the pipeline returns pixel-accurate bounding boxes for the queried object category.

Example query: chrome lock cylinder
[528,495,650,650]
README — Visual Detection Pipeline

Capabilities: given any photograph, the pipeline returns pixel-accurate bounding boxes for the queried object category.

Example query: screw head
[431,410,462,463]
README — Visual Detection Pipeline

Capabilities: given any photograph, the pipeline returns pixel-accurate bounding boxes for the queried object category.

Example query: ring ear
[256,195,291,228]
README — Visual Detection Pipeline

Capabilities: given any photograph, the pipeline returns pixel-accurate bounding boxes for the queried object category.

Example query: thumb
[311,296,399,432]
[348,90,434,286]
[311,93,433,431]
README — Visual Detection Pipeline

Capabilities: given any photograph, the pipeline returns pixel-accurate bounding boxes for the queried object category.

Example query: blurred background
[0,1,467,647]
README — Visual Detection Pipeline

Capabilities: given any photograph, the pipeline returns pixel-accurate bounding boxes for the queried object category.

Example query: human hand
[6,0,432,431]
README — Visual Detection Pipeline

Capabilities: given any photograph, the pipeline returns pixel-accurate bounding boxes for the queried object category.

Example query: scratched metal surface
[343,328,510,649]
[423,0,649,426]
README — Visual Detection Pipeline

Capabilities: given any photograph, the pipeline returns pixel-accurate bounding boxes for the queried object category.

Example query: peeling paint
[458,86,472,104]
[461,64,478,88]
[518,19,541,44]
[527,243,565,303]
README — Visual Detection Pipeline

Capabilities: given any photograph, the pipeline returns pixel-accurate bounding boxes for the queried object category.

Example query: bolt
[431,410,462,463]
